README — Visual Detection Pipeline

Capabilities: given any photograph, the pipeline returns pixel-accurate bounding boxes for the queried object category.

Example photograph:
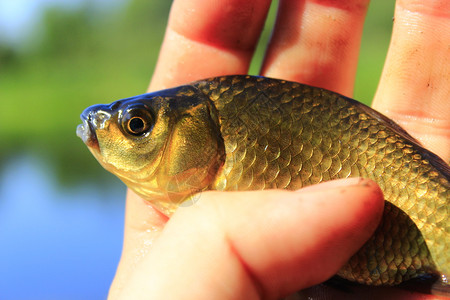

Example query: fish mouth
[77,103,115,151]
[77,119,98,147]
[77,109,99,149]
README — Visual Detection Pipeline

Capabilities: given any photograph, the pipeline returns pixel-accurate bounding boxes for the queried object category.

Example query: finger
[121,0,271,257]
[116,178,384,299]
[113,0,273,295]
[261,0,370,96]
[372,0,450,161]
[149,0,272,91]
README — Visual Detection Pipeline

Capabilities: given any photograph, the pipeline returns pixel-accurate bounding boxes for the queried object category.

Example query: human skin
[108,0,450,299]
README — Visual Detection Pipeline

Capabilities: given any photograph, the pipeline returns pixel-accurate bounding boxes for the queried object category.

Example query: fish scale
[78,75,449,290]
[195,76,449,285]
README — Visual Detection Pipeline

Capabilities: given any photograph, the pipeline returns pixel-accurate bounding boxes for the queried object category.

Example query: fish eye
[121,106,154,136]
[128,117,146,134]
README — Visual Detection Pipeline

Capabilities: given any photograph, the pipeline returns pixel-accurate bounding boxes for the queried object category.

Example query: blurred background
[0,0,394,299]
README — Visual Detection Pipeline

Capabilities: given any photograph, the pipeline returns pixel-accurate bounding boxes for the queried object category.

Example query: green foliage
[354,1,395,103]
[0,44,19,67]
[38,4,96,57]
[0,0,171,181]
[0,0,394,183]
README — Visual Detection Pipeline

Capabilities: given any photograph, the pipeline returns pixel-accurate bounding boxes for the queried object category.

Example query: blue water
[0,155,126,300]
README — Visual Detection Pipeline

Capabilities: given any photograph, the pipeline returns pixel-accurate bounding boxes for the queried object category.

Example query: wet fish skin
[77,75,449,289]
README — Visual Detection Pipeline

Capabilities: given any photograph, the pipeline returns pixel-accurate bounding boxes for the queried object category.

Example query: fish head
[77,86,224,215]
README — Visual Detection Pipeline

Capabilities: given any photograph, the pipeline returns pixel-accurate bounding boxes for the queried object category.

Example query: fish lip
[77,112,99,150]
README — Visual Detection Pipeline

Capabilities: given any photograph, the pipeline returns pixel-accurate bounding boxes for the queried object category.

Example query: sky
[0,0,124,45]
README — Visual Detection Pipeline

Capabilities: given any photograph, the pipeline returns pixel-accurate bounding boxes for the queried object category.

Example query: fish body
[77,75,449,289]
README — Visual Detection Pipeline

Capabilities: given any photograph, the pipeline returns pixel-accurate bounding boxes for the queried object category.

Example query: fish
[77,75,449,292]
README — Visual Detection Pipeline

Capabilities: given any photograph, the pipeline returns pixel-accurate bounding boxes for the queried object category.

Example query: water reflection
[0,154,126,300]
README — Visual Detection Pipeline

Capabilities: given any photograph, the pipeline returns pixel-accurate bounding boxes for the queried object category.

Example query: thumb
[112,178,384,300]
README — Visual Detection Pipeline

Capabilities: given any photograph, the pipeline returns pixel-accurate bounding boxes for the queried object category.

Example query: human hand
[110,179,383,299]
[109,0,450,299]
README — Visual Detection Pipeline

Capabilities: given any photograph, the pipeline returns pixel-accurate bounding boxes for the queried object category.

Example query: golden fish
[77,75,449,291]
